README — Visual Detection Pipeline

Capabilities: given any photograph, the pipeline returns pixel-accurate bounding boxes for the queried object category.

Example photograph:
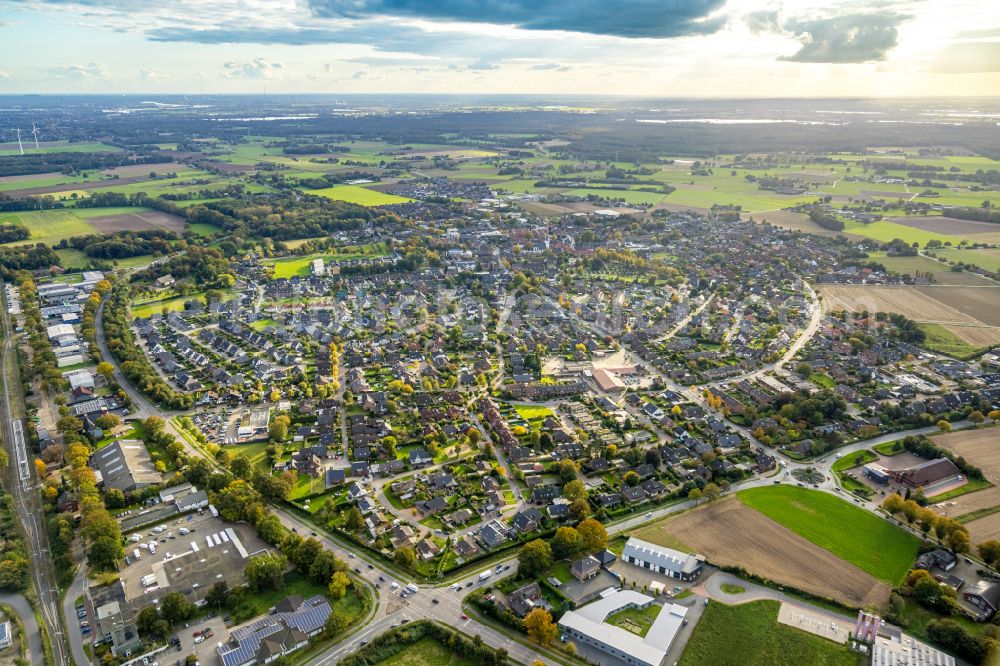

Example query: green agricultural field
[0,209,96,245]
[375,637,476,666]
[679,600,857,666]
[840,220,964,246]
[917,323,990,359]
[307,184,414,206]
[934,248,1000,273]
[738,486,920,584]
[0,173,90,192]
[0,141,120,156]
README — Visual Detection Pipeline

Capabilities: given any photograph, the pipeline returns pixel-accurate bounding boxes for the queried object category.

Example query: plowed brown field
[633,496,891,608]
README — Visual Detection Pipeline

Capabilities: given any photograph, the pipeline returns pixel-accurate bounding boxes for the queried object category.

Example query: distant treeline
[942,206,1000,225]
[0,243,60,276]
[0,224,30,243]
[807,208,846,232]
[57,229,178,259]
[0,151,170,177]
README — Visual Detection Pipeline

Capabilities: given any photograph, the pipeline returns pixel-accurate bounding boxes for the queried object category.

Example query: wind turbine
[30,123,40,150]
[15,128,23,155]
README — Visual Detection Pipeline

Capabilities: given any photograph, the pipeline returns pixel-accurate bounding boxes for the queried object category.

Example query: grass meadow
[738,486,920,584]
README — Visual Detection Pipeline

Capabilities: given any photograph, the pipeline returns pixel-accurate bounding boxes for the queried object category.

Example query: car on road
[194,636,205,645]
[354,567,362,573]
[359,640,368,646]
[432,598,439,604]
[645,512,653,518]
[367,564,374,569]
[378,576,385,582]
[461,614,468,620]
[399,618,409,624]
[310,531,317,536]
[348,552,356,558]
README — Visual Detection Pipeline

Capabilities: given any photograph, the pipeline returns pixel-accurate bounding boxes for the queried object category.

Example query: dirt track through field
[634,496,890,608]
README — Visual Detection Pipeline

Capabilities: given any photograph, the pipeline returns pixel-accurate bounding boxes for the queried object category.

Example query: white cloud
[220,57,283,79]
[48,62,110,79]
[137,67,163,80]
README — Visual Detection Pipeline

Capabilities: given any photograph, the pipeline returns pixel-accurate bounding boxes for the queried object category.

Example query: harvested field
[934,429,1000,484]
[754,210,852,237]
[0,171,64,184]
[88,210,186,234]
[817,285,1000,347]
[859,190,911,200]
[633,496,890,608]
[889,215,1000,237]
[202,161,255,174]
[4,175,148,198]
[933,428,1000,540]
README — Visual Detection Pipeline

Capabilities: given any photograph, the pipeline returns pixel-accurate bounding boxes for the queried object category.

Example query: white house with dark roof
[621,537,704,582]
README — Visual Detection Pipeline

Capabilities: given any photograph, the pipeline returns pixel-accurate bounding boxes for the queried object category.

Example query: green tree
[244,553,286,592]
[345,507,365,532]
[328,571,351,599]
[394,546,416,570]
[525,608,558,646]
[577,518,607,553]
[558,460,578,483]
[518,539,553,577]
[160,592,195,625]
[623,471,639,487]
[569,497,591,521]
[551,526,583,559]
[563,479,587,502]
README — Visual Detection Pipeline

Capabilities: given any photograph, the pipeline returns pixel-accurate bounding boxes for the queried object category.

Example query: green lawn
[841,219,963,246]
[0,141,119,156]
[307,184,414,206]
[512,404,555,422]
[375,637,475,666]
[738,486,920,584]
[549,561,573,584]
[874,441,905,456]
[265,245,389,278]
[809,373,835,389]
[606,603,662,637]
[679,600,857,666]
[720,583,746,595]
[224,441,271,471]
[831,450,877,473]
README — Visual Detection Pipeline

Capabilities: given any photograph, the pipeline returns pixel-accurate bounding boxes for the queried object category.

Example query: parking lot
[120,512,271,614]
[170,615,228,666]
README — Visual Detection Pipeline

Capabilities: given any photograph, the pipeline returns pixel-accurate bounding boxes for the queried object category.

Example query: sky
[0,0,997,96]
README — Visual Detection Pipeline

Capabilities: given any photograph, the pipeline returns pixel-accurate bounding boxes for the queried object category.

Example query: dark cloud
[307,0,727,39]
[781,12,908,63]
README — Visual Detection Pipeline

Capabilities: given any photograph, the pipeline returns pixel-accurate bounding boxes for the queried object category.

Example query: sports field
[738,486,920,584]
[308,184,414,206]
[679,600,855,666]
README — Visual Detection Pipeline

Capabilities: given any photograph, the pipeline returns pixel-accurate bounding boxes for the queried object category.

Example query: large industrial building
[558,589,688,666]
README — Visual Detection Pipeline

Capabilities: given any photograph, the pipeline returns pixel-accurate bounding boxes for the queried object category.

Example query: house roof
[622,537,703,576]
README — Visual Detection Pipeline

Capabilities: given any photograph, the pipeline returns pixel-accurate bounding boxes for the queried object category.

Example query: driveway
[0,593,43,665]
[62,567,92,666]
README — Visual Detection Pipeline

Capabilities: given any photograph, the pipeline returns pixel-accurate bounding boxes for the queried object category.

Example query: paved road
[62,567,90,666]
[0,592,44,665]
[0,281,69,666]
